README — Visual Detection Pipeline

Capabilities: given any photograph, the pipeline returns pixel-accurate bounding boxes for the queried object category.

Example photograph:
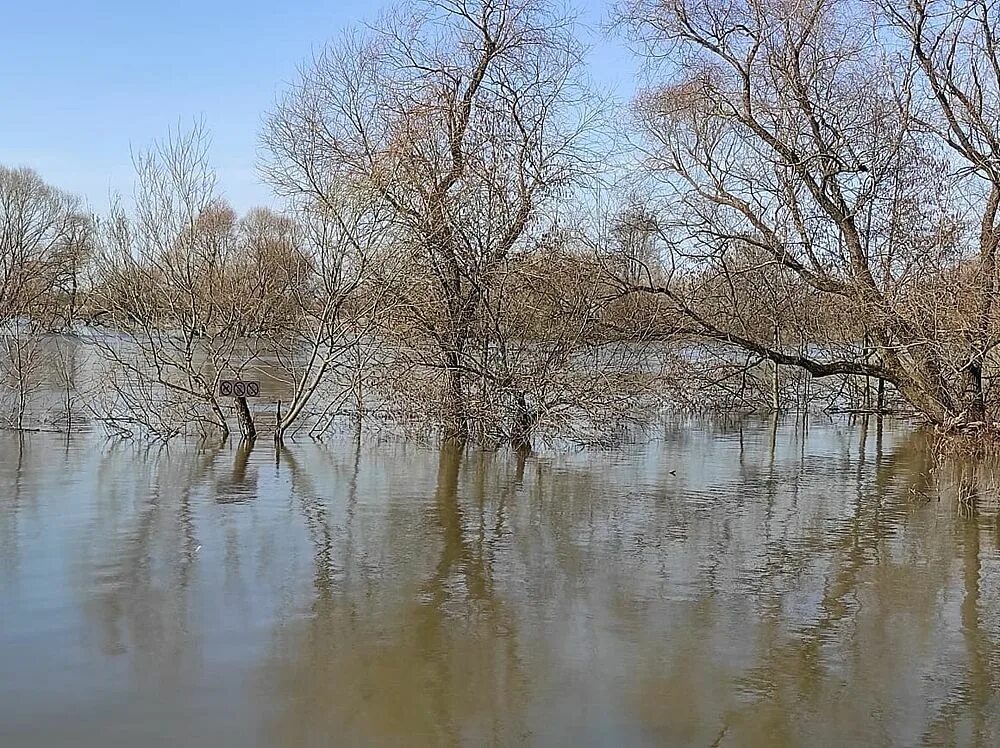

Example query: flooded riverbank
[1,417,998,746]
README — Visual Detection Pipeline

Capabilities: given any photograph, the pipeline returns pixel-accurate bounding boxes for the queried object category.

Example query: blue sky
[1,0,636,212]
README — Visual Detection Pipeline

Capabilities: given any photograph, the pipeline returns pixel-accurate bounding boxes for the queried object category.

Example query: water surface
[1,418,998,746]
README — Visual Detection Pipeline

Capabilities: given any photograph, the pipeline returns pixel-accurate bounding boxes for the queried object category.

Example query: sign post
[219,380,261,440]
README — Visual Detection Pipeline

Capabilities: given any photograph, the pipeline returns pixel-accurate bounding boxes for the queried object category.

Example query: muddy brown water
[1,417,999,746]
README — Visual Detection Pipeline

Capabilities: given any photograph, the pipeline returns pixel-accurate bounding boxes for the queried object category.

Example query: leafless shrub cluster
[82,125,392,441]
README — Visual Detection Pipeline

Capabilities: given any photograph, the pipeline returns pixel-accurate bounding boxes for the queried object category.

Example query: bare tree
[428,215,664,448]
[270,200,399,442]
[85,125,381,442]
[877,0,1000,423]
[0,166,90,431]
[90,126,297,440]
[613,0,1000,430]
[263,0,599,443]
[0,166,86,324]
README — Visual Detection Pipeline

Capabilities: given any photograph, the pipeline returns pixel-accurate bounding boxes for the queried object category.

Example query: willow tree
[616,0,1000,429]
[263,0,596,442]
[879,0,1000,424]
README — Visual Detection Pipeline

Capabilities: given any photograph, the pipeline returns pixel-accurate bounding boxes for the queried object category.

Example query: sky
[1,0,637,213]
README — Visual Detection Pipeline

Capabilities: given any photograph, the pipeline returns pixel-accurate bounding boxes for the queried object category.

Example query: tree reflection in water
[265,439,529,746]
[0,418,999,746]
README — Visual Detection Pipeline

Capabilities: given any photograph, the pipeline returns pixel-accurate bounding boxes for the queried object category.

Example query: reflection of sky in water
[1,417,998,746]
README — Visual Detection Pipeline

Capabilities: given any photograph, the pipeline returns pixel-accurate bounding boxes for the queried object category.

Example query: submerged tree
[614,0,1000,429]
[271,198,398,442]
[263,0,600,443]
[90,127,254,438]
[880,0,1000,423]
[89,126,382,441]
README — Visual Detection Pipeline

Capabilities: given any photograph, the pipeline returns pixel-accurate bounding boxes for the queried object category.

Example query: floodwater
[1,418,999,747]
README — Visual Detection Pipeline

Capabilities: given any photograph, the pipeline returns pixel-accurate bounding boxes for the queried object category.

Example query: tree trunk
[770,324,781,411]
[862,333,872,411]
[210,397,230,441]
[443,350,468,443]
[510,391,533,452]
[771,360,781,412]
[957,364,987,424]
[15,339,26,432]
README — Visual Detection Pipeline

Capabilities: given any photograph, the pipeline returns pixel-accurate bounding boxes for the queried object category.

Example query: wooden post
[220,379,260,441]
[235,396,256,441]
